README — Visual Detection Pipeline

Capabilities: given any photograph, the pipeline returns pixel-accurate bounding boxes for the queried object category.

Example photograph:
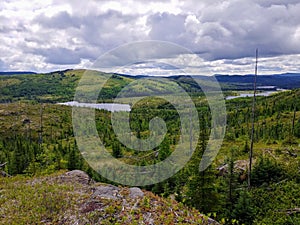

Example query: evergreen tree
[186,164,219,213]
[10,138,27,174]
[232,190,255,225]
[67,147,77,170]
[112,142,122,158]
[251,157,285,187]
[185,127,219,213]
[158,137,171,161]
[221,147,240,220]
[243,140,250,153]
[294,119,300,138]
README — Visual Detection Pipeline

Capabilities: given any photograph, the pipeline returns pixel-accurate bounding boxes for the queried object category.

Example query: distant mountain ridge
[1,69,300,101]
[213,73,300,90]
[0,71,36,75]
[118,72,300,90]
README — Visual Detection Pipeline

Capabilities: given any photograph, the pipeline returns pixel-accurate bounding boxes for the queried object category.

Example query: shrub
[251,157,285,187]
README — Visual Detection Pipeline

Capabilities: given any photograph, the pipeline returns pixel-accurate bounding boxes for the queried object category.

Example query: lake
[58,101,131,112]
[225,89,287,100]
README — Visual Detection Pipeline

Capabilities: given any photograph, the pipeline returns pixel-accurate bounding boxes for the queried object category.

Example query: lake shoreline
[57,101,131,112]
[225,89,288,100]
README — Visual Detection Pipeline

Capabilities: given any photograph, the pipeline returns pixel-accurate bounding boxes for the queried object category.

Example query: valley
[1,70,300,224]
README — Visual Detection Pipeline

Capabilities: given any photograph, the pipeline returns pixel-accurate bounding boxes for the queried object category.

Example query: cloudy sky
[1,0,300,75]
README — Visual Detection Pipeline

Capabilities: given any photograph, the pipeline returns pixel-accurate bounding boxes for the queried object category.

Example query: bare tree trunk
[39,104,44,146]
[248,49,258,189]
[292,104,296,136]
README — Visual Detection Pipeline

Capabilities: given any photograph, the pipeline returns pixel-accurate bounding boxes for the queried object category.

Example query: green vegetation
[0,69,81,102]
[1,70,300,224]
[0,172,79,224]
[0,70,135,103]
[0,171,217,224]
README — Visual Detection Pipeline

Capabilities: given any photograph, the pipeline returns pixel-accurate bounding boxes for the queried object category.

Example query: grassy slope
[0,171,218,225]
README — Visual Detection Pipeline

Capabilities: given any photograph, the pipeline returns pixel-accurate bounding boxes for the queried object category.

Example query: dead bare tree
[38,104,44,146]
[248,49,258,189]
[292,104,296,136]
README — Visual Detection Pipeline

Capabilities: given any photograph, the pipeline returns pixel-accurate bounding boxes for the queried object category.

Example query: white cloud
[0,0,300,74]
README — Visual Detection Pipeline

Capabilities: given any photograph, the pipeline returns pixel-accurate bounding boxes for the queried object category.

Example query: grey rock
[93,185,120,199]
[129,187,144,199]
[65,170,91,185]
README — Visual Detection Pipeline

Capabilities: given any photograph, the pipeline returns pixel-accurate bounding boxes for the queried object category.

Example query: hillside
[0,69,134,103]
[0,69,203,103]
[2,69,300,103]
[214,73,300,90]
[0,170,219,225]
[0,71,36,75]
[1,69,300,224]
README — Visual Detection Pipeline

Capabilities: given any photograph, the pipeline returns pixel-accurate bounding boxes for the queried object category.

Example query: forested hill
[214,73,300,90]
[1,69,300,103]
[118,72,300,90]
[0,71,36,75]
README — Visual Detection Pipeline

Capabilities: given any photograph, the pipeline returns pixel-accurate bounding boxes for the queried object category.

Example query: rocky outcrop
[129,187,144,199]
[92,185,120,200]
[60,170,219,225]
[61,169,93,185]
[8,170,219,224]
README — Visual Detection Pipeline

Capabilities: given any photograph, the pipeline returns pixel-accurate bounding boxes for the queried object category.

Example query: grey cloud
[80,10,142,49]
[35,11,81,29]
[223,59,253,66]
[0,16,27,33]
[30,1,300,64]
[36,47,81,65]
[34,10,143,51]
[2,0,300,72]
[148,13,186,42]
[30,46,102,65]
[0,59,7,70]
[92,41,189,69]
[130,61,179,70]
[145,1,300,60]
[73,46,102,61]
[26,9,145,66]
[254,0,300,7]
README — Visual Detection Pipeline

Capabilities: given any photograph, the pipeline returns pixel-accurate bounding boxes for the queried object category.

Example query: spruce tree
[112,142,122,158]
[158,137,171,161]
[232,190,255,225]
[185,116,219,213]
[67,148,77,170]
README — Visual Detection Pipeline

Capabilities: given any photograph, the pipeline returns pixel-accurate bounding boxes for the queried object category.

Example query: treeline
[0,70,208,104]
[0,71,80,103]
[226,90,300,141]
[0,70,133,103]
